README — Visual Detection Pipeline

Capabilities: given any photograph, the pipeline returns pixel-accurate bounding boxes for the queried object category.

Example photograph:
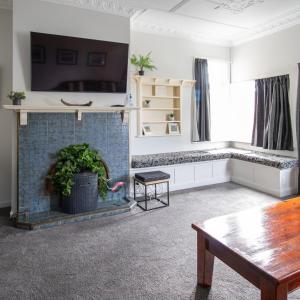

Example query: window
[208,60,231,142]
[229,81,255,143]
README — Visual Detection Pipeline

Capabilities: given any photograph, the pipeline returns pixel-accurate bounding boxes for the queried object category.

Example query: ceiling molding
[132,21,232,47]
[169,0,191,13]
[39,0,140,17]
[0,0,12,10]
[3,0,300,47]
[233,7,300,45]
[205,0,265,14]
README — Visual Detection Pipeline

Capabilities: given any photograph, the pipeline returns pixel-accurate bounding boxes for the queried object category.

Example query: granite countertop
[131,148,298,170]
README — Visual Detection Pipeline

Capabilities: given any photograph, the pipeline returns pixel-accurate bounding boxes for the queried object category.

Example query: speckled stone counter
[131,148,298,170]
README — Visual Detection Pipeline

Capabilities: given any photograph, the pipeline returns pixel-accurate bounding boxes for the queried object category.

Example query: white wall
[0,9,13,208]
[130,31,231,155]
[231,24,300,157]
[13,0,130,106]
[0,9,12,104]
[7,0,131,213]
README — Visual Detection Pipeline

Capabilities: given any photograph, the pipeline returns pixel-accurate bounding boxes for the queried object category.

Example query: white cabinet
[175,164,195,187]
[130,159,230,193]
[195,162,213,184]
[231,159,254,185]
[230,159,298,197]
[213,159,230,179]
[130,158,297,198]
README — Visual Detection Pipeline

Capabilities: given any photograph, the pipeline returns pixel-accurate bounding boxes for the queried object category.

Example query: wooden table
[192,198,300,300]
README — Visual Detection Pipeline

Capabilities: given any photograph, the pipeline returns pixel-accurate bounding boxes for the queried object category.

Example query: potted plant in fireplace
[48,143,109,214]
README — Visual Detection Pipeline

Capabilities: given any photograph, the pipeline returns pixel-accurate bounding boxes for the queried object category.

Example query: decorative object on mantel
[131,52,156,76]
[7,91,26,105]
[61,99,93,107]
[47,144,109,214]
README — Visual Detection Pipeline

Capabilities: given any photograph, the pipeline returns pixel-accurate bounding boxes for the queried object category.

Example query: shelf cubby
[134,75,195,137]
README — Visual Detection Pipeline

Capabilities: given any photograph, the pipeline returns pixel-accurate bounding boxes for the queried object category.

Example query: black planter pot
[62,172,98,214]
[13,99,21,105]
[138,70,144,76]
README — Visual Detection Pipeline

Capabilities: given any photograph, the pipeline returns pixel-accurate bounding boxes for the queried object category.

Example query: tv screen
[31,32,129,93]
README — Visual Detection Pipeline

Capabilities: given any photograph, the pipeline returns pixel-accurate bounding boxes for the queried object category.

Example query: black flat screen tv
[31,32,129,93]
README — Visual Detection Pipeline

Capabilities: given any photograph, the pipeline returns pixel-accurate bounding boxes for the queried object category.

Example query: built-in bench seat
[130,148,298,197]
[131,148,298,170]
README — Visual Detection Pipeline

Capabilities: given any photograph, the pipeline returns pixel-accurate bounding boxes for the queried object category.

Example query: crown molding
[132,21,232,47]
[232,7,300,45]
[39,0,139,17]
[0,0,12,10]
[205,0,265,14]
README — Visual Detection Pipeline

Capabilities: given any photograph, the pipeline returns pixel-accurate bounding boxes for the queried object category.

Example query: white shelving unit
[134,76,195,137]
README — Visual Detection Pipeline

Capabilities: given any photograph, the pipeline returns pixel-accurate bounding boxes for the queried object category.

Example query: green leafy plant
[130,52,157,73]
[7,91,26,102]
[48,144,108,199]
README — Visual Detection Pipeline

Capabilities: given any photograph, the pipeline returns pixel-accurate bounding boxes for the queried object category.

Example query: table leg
[197,231,215,288]
[260,279,287,300]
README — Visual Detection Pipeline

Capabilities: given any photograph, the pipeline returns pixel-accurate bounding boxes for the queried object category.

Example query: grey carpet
[1,182,300,300]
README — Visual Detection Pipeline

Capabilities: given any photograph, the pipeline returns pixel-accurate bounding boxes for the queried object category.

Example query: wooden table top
[192,197,300,284]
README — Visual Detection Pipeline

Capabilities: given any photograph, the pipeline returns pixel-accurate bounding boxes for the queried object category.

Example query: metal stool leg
[167,181,170,206]
[145,185,148,211]
[134,179,136,201]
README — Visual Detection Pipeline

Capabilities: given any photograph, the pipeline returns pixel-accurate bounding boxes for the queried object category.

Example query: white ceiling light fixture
[206,0,265,14]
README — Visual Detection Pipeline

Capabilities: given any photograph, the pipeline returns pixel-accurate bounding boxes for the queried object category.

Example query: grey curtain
[251,75,293,150]
[192,58,211,142]
[296,64,300,193]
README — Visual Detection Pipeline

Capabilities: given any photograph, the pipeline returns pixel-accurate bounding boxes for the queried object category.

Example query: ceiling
[1,0,300,46]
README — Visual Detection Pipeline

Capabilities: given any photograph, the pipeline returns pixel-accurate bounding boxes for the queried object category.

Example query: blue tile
[18,112,129,215]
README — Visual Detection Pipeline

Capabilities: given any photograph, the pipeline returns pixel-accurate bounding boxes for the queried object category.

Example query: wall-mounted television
[31,32,129,93]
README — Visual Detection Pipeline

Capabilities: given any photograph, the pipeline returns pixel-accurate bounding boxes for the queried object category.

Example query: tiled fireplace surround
[17,112,130,228]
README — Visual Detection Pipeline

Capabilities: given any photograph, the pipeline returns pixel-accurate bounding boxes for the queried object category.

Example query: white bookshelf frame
[134,75,195,137]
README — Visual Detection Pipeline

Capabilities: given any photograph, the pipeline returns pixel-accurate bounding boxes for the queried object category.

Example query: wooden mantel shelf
[3,105,139,125]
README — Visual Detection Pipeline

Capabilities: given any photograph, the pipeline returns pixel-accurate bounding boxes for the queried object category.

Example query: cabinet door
[195,162,213,183]
[254,164,279,193]
[231,159,254,184]
[174,165,195,186]
[213,159,230,179]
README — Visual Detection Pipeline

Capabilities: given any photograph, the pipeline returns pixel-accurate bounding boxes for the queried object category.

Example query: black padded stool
[134,171,170,211]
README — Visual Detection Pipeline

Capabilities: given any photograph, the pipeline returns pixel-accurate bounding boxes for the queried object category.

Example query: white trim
[131,23,232,47]
[3,105,139,126]
[232,7,300,46]
[39,0,139,17]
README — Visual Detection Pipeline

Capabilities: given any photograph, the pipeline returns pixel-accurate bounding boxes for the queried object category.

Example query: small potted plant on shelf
[130,52,157,76]
[7,91,26,105]
[167,113,175,121]
[47,143,109,214]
